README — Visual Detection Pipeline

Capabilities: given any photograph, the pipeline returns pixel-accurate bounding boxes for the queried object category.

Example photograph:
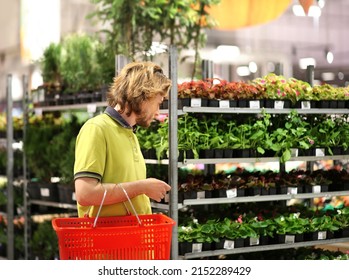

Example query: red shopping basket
[52,213,175,260]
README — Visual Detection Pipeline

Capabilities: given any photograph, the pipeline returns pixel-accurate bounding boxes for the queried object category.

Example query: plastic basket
[52,213,175,260]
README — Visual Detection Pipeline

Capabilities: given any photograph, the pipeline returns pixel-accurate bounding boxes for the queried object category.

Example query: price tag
[301,101,311,109]
[291,148,298,157]
[40,188,50,197]
[249,237,260,246]
[87,104,97,113]
[274,100,284,109]
[197,191,205,199]
[219,100,230,108]
[190,98,202,107]
[312,185,321,193]
[318,231,327,240]
[223,240,234,250]
[316,148,325,156]
[226,188,237,198]
[72,192,76,202]
[285,235,295,244]
[192,243,202,253]
[249,100,260,109]
[287,187,298,195]
[164,193,170,203]
[34,108,43,116]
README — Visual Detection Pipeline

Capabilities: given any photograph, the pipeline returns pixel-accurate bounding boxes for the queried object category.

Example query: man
[74,61,172,217]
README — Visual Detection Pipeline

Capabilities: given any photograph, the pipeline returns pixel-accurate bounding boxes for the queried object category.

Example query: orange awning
[208,0,292,30]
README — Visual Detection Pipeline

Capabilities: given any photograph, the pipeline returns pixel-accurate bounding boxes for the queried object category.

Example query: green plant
[308,215,339,233]
[274,213,309,235]
[39,42,62,93]
[249,217,276,238]
[267,111,314,163]
[88,0,220,79]
[60,33,103,94]
[177,114,201,158]
[31,220,58,259]
[24,114,65,182]
[178,219,219,243]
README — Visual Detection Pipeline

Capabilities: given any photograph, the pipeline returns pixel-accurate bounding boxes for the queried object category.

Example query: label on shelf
[318,231,327,240]
[249,100,260,109]
[191,98,202,107]
[197,191,205,199]
[291,148,298,157]
[40,188,50,197]
[249,237,260,246]
[191,243,202,253]
[164,193,170,203]
[226,188,237,198]
[315,148,325,156]
[312,185,321,193]
[34,108,43,116]
[219,100,230,108]
[72,192,76,201]
[285,235,295,243]
[274,100,284,109]
[287,187,298,195]
[87,104,97,113]
[223,240,234,250]
[301,101,311,109]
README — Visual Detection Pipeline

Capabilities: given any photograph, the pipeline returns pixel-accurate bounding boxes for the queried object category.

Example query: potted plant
[60,33,103,101]
[178,219,216,254]
[274,213,309,243]
[306,215,339,241]
[38,42,63,105]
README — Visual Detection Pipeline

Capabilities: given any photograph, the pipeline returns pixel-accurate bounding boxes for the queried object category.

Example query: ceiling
[205,0,349,86]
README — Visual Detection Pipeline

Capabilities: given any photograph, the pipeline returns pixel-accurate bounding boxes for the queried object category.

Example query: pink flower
[155,114,168,122]
[237,215,243,224]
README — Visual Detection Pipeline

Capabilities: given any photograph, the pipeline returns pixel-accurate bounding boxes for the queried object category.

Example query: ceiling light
[236,66,250,77]
[299,57,316,69]
[326,51,334,64]
[248,62,258,73]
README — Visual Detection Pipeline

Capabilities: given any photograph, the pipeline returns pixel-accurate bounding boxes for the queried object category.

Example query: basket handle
[92,186,143,228]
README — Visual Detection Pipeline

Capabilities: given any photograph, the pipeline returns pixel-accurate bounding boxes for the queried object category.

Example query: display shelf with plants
[141,69,349,259]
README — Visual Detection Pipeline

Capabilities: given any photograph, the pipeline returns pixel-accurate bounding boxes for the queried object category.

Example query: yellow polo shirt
[74,107,150,217]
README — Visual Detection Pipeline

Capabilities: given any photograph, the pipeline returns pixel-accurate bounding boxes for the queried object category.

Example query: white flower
[181,226,192,233]
[193,219,198,224]
[293,212,300,219]
[337,210,342,215]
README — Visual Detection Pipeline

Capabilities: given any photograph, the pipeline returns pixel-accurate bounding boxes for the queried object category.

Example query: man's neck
[114,105,136,126]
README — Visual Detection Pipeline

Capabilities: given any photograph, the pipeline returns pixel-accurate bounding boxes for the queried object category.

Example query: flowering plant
[274,213,309,235]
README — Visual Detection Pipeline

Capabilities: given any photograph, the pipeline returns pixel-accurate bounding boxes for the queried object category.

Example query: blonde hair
[107,61,172,116]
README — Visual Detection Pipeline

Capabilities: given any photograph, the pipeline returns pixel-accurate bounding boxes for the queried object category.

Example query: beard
[135,111,153,128]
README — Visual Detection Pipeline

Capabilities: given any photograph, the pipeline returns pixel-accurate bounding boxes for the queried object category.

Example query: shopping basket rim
[52,213,175,232]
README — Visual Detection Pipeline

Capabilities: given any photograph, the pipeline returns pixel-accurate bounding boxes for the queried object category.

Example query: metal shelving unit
[180,237,349,260]
[168,65,349,259]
